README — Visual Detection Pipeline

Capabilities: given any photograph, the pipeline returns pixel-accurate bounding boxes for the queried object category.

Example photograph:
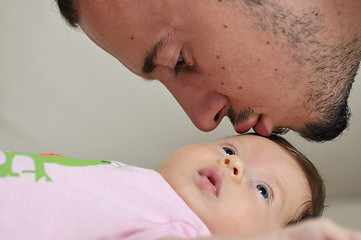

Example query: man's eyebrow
[142,39,165,75]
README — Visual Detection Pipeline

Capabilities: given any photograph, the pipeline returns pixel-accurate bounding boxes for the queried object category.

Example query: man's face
[157,135,310,234]
[77,0,358,141]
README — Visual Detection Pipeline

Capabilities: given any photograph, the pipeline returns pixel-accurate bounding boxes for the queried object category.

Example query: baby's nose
[217,155,245,184]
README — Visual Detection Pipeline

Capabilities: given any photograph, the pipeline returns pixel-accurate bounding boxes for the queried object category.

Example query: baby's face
[157,135,310,235]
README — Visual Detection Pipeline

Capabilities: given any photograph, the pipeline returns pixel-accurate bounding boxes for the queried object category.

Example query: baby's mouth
[197,167,224,197]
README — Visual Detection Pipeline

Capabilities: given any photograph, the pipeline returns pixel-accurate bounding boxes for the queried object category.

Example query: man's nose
[173,90,229,132]
[189,92,230,131]
[217,155,245,184]
[158,71,230,132]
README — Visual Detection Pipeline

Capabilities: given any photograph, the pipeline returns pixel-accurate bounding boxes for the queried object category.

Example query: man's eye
[223,146,235,155]
[253,183,271,201]
[174,54,186,75]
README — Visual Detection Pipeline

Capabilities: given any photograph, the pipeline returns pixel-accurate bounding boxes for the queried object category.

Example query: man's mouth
[197,167,224,197]
[252,115,271,136]
[234,115,271,136]
[231,111,260,133]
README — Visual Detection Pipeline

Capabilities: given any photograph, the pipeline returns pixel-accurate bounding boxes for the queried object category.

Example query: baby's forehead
[219,135,299,170]
[221,134,271,141]
[220,134,284,150]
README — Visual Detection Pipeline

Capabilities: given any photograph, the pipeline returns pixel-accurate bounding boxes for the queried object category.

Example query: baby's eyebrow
[274,175,285,206]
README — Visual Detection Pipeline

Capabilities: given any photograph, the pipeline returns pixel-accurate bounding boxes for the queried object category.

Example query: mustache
[228,108,290,135]
[227,107,255,125]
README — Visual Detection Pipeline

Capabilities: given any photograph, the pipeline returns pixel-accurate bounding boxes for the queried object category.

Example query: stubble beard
[230,0,361,141]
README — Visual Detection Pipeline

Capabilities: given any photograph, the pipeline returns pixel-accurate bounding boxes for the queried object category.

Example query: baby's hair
[265,134,326,225]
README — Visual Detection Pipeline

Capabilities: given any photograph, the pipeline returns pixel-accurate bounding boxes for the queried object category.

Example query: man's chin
[299,121,349,142]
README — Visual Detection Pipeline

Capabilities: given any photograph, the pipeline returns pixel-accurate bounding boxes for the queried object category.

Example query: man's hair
[266,134,326,225]
[55,0,79,27]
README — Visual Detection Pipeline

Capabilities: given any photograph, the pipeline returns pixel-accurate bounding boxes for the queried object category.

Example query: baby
[0,134,325,240]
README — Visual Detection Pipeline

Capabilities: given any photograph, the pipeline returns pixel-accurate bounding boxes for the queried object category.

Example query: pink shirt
[0,151,210,240]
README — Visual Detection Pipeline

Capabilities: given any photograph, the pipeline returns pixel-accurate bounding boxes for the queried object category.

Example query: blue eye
[223,146,235,155]
[255,183,271,201]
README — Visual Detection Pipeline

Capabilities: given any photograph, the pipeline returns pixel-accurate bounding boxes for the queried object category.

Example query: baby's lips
[198,174,217,196]
[198,166,224,197]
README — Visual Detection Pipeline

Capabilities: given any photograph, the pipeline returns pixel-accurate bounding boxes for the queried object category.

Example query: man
[55,0,360,143]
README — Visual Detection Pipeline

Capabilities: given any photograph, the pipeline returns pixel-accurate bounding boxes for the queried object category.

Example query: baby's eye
[253,183,271,201]
[223,146,235,155]
[174,54,186,75]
